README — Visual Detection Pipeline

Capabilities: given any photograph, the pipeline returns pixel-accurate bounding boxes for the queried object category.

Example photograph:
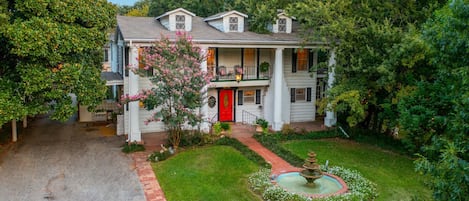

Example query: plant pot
[256,125,263,133]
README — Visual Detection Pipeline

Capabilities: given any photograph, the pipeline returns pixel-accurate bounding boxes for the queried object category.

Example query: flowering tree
[121,32,211,149]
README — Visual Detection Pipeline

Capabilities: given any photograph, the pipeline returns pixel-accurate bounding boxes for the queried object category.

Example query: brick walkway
[132,152,166,201]
[231,124,301,175]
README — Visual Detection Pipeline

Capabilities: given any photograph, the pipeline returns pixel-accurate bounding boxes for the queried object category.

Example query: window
[104,49,109,62]
[243,48,256,79]
[176,15,185,30]
[207,48,216,78]
[244,90,255,103]
[278,18,286,33]
[296,49,308,71]
[292,49,310,73]
[229,17,238,31]
[138,47,153,76]
[238,89,261,105]
[291,88,312,103]
[296,88,305,101]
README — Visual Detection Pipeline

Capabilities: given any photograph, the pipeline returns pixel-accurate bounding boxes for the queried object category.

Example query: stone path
[231,124,301,175]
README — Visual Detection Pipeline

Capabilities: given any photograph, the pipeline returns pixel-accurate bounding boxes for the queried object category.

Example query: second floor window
[229,17,238,31]
[176,15,185,30]
[278,18,286,33]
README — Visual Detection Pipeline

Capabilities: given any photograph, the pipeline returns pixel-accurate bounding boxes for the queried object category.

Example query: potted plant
[255,118,269,134]
[260,62,270,73]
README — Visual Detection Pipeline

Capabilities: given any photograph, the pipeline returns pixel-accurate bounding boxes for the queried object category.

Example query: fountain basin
[274,172,348,198]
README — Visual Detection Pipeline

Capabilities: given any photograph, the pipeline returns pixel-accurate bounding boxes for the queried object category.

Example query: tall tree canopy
[399,1,468,199]
[0,0,116,126]
[287,0,446,130]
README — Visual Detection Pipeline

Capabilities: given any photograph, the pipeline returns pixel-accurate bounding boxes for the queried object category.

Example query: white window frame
[229,17,238,31]
[278,18,287,33]
[295,88,306,102]
[175,15,185,30]
[243,90,255,103]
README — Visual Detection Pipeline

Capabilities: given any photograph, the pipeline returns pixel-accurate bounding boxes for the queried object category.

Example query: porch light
[235,73,242,83]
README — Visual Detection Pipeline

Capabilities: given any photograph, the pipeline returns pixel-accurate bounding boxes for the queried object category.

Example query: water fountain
[299,152,323,184]
[275,152,348,198]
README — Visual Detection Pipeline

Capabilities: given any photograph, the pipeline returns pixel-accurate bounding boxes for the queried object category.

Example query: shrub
[256,118,269,129]
[179,130,205,147]
[147,149,172,162]
[220,122,231,131]
[215,137,271,168]
[122,142,145,153]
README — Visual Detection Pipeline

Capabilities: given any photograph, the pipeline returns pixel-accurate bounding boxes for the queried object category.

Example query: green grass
[282,139,432,201]
[152,146,261,201]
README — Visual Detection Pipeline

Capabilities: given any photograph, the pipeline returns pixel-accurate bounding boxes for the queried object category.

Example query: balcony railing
[210,65,271,82]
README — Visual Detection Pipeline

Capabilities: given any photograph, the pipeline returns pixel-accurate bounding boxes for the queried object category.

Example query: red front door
[219,89,233,122]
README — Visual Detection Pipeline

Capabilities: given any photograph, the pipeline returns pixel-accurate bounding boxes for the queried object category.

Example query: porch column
[128,45,141,142]
[272,48,284,131]
[325,50,337,127]
[199,46,210,133]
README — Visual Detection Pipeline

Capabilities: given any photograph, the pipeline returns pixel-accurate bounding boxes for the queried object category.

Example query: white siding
[283,49,317,122]
[138,77,166,133]
[235,87,263,123]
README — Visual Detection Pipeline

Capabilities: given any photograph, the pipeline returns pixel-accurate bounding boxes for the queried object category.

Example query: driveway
[0,116,145,201]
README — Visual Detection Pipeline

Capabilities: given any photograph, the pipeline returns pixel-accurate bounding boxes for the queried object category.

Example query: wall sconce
[235,74,242,83]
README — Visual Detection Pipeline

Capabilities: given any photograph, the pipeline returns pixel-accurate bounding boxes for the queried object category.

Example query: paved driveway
[0,116,145,201]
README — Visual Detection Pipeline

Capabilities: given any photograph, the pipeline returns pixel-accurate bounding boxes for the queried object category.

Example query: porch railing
[242,110,259,126]
[210,65,271,82]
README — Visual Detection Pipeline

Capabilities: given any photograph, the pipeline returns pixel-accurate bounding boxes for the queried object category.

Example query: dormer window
[271,13,294,33]
[204,10,247,33]
[278,18,286,33]
[229,17,238,31]
[155,8,195,32]
[175,15,185,30]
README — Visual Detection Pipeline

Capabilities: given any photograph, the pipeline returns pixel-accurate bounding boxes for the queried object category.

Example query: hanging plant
[260,62,270,72]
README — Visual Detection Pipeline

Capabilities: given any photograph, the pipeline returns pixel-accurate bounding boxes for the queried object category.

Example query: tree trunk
[12,120,17,142]
[23,116,27,128]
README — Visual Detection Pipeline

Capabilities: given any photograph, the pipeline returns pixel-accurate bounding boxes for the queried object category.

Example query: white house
[111,8,337,142]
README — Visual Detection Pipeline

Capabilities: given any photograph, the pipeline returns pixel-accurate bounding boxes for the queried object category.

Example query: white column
[199,46,210,133]
[272,48,284,131]
[128,46,141,142]
[325,50,337,127]
[12,120,17,142]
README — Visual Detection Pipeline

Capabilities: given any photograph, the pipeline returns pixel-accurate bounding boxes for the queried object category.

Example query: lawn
[282,138,432,201]
[152,146,261,201]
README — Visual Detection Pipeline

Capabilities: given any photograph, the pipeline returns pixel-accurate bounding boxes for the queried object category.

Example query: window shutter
[292,50,297,73]
[255,89,261,104]
[306,87,312,102]
[290,88,296,103]
[238,90,243,105]
[308,49,314,72]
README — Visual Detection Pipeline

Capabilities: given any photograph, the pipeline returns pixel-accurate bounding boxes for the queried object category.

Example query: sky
[107,0,138,6]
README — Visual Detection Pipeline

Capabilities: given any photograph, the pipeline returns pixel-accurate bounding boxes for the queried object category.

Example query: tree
[0,0,116,126]
[121,32,211,149]
[287,0,445,132]
[399,1,468,199]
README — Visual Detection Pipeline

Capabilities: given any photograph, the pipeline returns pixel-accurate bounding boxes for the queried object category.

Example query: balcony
[208,65,271,88]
